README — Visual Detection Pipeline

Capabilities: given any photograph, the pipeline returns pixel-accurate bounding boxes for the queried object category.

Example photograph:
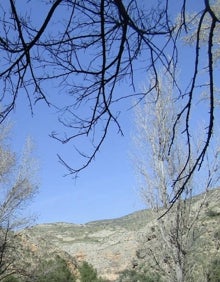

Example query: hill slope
[20,188,220,281]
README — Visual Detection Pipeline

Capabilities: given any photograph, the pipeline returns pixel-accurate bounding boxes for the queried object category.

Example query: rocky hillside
[19,188,220,281]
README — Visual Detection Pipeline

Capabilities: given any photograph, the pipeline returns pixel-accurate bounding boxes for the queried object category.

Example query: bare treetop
[0,1,219,201]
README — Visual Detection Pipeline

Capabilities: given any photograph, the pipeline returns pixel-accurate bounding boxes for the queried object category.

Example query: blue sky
[4,1,219,225]
[5,1,149,225]
[11,93,144,224]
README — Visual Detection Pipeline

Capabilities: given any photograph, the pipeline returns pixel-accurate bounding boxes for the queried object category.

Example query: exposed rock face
[63,228,137,280]
[20,188,220,281]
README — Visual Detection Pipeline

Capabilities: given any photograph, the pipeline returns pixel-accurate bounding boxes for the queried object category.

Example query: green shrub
[79,261,105,282]
[207,258,220,282]
[35,256,76,282]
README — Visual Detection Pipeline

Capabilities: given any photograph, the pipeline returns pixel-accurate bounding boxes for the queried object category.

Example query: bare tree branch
[0,1,219,201]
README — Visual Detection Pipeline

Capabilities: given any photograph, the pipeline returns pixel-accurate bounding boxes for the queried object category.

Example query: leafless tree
[0,0,219,201]
[183,0,220,63]
[0,123,38,280]
[133,73,220,282]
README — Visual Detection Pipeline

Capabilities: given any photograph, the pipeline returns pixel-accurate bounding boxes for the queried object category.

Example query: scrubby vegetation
[2,258,111,282]
[206,258,220,282]
[33,256,76,282]
[2,256,76,282]
[117,269,161,282]
[79,261,108,282]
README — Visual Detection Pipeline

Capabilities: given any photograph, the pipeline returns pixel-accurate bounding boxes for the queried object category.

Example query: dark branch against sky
[0,0,219,204]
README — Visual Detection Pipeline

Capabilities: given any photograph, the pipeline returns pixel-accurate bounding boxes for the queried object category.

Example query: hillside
[19,210,151,281]
[18,188,220,281]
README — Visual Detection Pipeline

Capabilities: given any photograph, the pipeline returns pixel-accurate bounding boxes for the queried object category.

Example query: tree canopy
[0,0,219,202]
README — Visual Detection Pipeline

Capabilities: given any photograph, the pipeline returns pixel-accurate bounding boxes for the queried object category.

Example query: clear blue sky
[6,1,219,225]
